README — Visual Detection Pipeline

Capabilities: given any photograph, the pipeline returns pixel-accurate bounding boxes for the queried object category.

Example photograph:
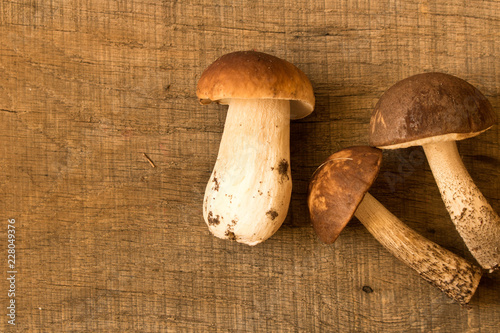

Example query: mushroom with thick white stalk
[308,146,483,304]
[370,72,499,272]
[197,51,315,245]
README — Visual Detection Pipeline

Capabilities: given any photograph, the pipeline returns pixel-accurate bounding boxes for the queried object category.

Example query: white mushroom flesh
[203,98,292,245]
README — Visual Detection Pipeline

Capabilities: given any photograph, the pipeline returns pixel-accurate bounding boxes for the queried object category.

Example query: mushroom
[308,146,482,304]
[197,51,315,245]
[370,72,499,272]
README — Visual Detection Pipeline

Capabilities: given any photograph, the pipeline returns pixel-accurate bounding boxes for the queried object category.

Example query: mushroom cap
[370,72,497,149]
[308,146,383,244]
[196,51,315,119]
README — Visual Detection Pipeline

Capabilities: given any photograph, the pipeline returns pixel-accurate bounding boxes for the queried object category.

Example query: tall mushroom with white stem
[308,146,483,305]
[197,51,315,245]
[370,72,499,272]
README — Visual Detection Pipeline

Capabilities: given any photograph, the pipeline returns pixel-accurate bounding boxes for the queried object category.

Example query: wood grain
[0,0,499,331]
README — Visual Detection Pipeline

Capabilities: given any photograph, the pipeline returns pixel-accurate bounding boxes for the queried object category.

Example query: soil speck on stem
[277,159,290,182]
[266,209,279,221]
[207,212,220,226]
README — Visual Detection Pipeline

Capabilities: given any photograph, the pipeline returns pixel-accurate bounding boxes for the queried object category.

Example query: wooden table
[1,1,499,331]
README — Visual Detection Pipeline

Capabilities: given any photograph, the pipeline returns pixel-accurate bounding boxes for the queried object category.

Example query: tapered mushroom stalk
[308,146,482,304]
[370,72,499,271]
[423,140,500,272]
[197,51,315,245]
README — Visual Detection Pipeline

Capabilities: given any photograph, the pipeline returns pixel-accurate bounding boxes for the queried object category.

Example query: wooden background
[1,0,499,332]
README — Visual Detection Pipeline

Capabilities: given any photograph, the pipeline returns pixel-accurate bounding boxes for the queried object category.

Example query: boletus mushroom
[308,146,482,304]
[370,72,499,272]
[197,51,315,245]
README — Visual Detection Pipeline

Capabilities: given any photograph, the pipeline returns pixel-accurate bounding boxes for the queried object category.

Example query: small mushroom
[370,72,499,272]
[308,146,482,304]
[197,51,315,245]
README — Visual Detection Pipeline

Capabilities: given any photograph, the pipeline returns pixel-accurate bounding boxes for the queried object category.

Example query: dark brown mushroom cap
[196,51,315,119]
[308,146,383,244]
[370,72,497,148]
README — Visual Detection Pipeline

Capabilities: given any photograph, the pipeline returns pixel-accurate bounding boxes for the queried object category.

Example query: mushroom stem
[423,140,500,272]
[354,192,483,304]
[203,98,292,245]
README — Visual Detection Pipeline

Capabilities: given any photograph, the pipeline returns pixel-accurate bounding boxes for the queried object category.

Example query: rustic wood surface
[1,0,499,332]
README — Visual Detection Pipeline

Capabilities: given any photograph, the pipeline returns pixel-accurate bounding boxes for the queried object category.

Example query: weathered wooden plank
[0,0,499,332]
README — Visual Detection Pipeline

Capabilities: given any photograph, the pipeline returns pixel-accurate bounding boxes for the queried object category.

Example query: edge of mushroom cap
[369,72,497,147]
[196,51,315,119]
[308,146,383,244]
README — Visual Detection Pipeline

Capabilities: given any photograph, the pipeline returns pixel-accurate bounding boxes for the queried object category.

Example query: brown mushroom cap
[308,146,383,244]
[196,51,315,119]
[370,72,497,148]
